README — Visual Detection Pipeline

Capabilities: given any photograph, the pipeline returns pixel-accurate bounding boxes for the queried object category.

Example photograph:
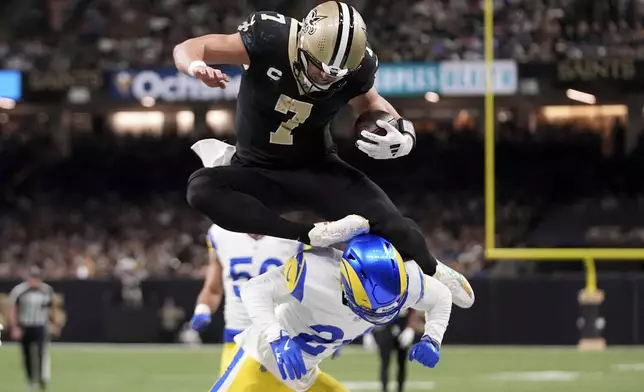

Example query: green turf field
[1,344,643,392]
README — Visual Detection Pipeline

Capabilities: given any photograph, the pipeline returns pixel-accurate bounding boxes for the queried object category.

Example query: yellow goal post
[482,1,644,349]
[482,0,644,288]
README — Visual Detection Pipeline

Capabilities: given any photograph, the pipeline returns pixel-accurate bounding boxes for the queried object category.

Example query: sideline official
[9,267,60,392]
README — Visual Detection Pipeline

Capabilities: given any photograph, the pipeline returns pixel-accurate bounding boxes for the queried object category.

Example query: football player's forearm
[10,306,18,329]
[351,87,401,119]
[240,268,290,342]
[370,95,401,119]
[351,91,400,119]
[174,33,250,74]
[196,288,222,313]
[173,38,208,74]
[49,307,58,327]
[415,276,452,345]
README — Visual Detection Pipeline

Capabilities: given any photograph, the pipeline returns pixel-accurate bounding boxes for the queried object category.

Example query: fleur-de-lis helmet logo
[303,9,327,35]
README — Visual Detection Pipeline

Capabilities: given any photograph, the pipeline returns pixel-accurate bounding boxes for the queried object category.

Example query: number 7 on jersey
[270,94,313,145]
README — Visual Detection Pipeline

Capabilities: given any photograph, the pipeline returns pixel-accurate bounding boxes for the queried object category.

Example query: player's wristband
[187,61,208,77]
[421,335,440,348]
[397,118,416,148]
[194,303,211,315]
[265,323,285,343]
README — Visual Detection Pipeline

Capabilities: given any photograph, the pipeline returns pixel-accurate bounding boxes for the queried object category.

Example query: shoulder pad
[206,224,221,251]
[238,11,291,64]
[283,251,307,302]
[347,42,379,98]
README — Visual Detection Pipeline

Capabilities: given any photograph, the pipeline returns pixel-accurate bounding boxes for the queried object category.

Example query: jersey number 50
[230,257,283,297]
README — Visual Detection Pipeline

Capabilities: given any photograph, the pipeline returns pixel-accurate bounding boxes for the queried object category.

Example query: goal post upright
[480,0,644,351]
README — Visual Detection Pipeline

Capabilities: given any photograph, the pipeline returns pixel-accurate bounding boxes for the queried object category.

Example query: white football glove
[356,120,414,160]
[362,332,378,352]
[398,327,416,348]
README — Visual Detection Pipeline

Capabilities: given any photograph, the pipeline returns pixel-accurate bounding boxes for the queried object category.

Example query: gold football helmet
[295,1,368,96]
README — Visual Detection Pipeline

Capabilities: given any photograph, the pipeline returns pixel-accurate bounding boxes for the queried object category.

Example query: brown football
[355,110,396,144]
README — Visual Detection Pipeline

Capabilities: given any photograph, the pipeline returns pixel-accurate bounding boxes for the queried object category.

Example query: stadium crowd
[2,111,643,280]
[1,0,644,280]
[2,0,644,70]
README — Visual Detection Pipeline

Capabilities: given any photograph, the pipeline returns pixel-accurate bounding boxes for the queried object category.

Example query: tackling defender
[190,223,304,374]
[174,1,474,308]
[210,234,452,392]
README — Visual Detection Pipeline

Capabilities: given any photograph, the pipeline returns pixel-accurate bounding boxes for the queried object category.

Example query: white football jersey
[206,224,303,333]
[235,247,429,391]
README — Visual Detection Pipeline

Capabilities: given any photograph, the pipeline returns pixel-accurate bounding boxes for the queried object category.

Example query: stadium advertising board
[21,69,104,102]
[519,58,644,93]
[557,58,636,82]
[0,70,23,101]
[110,66,242,102]
[375,60,518,97]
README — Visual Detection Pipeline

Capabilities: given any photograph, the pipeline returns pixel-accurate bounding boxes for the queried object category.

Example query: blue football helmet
[340,234,409,325]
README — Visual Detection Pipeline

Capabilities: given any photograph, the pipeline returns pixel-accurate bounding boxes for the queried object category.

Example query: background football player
[208,234,452,392]
[174,1,474,309]
[363,309,424,392]
[189,223,303,374]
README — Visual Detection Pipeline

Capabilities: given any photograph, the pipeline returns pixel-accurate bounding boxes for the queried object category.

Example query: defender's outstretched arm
[412,275,452,345]
[240,266,291,342]
[406,270,452,369]
[241,266,308,380]
[190,245,224,332]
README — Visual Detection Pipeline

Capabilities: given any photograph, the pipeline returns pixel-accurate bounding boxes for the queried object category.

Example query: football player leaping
[210,234,452,392]
[190,223,304,374]
[173,1,474,309]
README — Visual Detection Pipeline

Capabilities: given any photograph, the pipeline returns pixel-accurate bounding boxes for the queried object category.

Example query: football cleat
[308,214,370,247]
[434,261,475,308]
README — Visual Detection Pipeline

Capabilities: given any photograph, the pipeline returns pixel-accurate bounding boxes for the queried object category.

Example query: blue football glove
[190,305,212,332]
[270,331,307,380]
[408,336,440,368]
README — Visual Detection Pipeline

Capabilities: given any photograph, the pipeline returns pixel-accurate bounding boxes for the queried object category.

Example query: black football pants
[20,326,49,389]
[187,153,437,275]
[374,326,408,392]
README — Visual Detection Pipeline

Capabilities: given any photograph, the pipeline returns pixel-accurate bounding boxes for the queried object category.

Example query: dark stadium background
[1,1,644,391]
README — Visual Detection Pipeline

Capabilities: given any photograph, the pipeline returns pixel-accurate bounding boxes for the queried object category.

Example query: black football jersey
[234,11,378,167]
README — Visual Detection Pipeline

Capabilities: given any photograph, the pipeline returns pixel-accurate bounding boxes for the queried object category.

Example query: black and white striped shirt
[9,282,54,327]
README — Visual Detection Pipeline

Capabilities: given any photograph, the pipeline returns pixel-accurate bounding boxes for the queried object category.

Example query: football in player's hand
[355,110,396,144]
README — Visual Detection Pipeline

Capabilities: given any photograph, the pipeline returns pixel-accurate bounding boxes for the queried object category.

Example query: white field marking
[488,371,580,382]
[0,342,224,353]
[2,343,640,352]
[613,363,644,372]
[0,342,377,354]
[343,381,435,390]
